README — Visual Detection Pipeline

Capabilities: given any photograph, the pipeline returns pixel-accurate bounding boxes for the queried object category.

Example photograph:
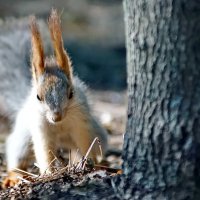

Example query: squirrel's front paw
[2,171,20,189]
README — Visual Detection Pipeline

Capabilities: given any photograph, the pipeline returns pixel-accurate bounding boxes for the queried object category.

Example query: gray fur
[0,24,30,120]
[40,67,69,112]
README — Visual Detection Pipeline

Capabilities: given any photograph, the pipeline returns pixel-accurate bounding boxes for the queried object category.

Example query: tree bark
[114,0,200,199]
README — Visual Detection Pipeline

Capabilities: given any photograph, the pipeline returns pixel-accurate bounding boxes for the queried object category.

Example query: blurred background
[0,0,126,171]
[0,0,126,90]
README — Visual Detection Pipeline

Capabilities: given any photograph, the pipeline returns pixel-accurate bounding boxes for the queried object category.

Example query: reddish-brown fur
[30,16,45,81]
[48,9,72,83]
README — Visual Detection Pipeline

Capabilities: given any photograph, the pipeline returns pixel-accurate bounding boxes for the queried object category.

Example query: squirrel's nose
[52,112,62,122]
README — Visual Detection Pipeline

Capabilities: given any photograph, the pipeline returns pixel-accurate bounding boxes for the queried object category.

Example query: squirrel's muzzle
[52,111,62,122]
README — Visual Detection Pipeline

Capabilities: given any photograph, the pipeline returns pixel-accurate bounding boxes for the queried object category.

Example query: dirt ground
[0,90,127,191]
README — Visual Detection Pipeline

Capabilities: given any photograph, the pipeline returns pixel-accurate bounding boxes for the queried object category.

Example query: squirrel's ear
[30,16,45,81]
[48,9,72,82]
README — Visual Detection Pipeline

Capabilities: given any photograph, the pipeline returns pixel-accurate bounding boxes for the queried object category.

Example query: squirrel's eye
[37,94,42,101]
[68,90,74,99]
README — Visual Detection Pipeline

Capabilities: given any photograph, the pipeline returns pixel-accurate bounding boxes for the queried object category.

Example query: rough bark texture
[114,0,200,199]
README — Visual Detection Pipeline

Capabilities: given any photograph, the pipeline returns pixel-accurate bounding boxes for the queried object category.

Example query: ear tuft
[30,16,45,81]
[48,9,72,81]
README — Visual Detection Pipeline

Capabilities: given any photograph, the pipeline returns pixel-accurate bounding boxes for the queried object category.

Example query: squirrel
[2,9,108,188]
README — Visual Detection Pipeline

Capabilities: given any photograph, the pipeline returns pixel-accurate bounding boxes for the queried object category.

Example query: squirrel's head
[36,66,73,123]
[30,9,73,123]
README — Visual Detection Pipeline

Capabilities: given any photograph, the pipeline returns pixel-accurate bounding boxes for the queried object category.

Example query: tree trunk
[114,0,200,199]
